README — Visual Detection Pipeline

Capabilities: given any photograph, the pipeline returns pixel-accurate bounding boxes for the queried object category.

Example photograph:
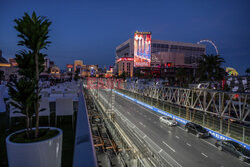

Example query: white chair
[55,98,74,127]
[63,93,76,98]
[50,91,63,98]
[39,98,50,126]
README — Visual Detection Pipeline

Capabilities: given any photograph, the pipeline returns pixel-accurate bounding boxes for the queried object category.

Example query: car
[215,140,250,162]
[159,116,177,126]
[185,122,209,138]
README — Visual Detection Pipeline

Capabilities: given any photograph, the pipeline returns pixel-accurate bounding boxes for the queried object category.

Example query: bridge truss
[124,82,250,123]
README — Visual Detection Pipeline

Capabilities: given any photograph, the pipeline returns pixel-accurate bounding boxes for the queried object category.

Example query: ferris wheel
[197,40,219,55]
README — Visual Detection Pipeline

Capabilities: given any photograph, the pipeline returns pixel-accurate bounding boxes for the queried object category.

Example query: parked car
[185,122,210,138]
[159,116,177,126]
[215,140,250,162]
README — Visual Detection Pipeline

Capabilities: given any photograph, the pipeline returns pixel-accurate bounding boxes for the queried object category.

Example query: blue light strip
[114,90,250,150]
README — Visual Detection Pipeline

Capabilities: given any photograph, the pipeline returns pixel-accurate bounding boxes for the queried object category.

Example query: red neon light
[116,57,134,62]
[234,94,239,99]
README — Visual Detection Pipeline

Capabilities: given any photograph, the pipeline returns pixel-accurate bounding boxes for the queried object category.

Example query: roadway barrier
[73,85,97,167]
[114,90,250,150]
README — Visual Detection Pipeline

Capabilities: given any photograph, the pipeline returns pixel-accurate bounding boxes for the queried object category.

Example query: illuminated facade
[116,57,134,77]
[115,32,206,77]
[74,60,83,72]
[50,65,60,78]
[81,65,98,77]
[66,64,73,73]
[226,67,239,76]
[134,32,151,67]
[9,58,18,67]
[0,51,18,80]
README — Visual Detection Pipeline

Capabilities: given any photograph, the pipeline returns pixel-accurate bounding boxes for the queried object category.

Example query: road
[98,89,248,167]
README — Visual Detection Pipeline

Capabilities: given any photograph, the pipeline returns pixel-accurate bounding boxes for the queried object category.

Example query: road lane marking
[159,151,182,167]
[127,112,131,115]
[177,126,185,131]
[160,156,174,167]
[139,122,146,128]
[244,162,250,166]
[201,153,208,158]
[158,149,163,153]
[154,121,157,124]
[175,136,180,139]
[186,143,191,147]
[162,141,176,152]
[201,139,217,148]
[168,130,171,133]
[148,118,151,120]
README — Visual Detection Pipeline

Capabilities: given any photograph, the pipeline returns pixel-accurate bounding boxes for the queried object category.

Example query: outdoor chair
[55,98,74,127]
[39,98,51,126]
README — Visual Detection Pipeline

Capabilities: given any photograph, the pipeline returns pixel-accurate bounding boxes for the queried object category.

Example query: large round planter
[6,127,63,167]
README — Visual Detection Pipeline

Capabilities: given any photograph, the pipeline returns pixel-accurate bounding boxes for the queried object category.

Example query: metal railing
[118,89,250,145]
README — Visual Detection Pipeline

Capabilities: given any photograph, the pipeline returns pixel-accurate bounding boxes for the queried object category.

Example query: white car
[160,116,177,126]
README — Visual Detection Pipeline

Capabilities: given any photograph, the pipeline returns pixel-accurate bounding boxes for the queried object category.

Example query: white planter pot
[6,127,63,167]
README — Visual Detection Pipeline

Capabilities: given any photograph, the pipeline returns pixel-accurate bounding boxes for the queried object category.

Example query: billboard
[134,32,151,67]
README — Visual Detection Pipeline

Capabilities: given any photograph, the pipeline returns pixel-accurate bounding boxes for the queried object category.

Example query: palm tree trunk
[35,52,39,138]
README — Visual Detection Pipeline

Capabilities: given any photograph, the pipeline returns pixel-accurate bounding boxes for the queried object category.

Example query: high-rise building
[0,51,18,80]
[66,64,73,73]
[116,57,134,77]
[115,32,206,77]
[44,58,50,72]
[74,60,83,72]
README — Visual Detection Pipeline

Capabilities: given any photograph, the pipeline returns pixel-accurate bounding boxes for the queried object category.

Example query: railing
[117,89,250,148]
[73,83,97,167]
[124,82,250,123]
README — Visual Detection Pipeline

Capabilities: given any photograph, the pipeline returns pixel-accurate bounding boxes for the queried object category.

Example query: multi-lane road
[98,89,249,167]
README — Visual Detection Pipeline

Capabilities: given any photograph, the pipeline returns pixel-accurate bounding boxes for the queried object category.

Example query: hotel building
[115,32,206,77]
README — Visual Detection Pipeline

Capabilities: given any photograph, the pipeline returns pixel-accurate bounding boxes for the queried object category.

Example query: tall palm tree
[197,54,225,82]
[14,12,51,138]
[176,68,187,87]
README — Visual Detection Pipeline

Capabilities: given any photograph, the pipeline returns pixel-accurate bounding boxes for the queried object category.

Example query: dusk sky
[0,0,249,74]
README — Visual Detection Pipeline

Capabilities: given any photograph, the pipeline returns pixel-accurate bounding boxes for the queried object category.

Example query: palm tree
[197,54,225,82]
[14,12,51,138]
[246,68,250,76]
[176,68,187,87]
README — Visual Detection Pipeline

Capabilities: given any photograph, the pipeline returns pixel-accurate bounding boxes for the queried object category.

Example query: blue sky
[0,0,249,74]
